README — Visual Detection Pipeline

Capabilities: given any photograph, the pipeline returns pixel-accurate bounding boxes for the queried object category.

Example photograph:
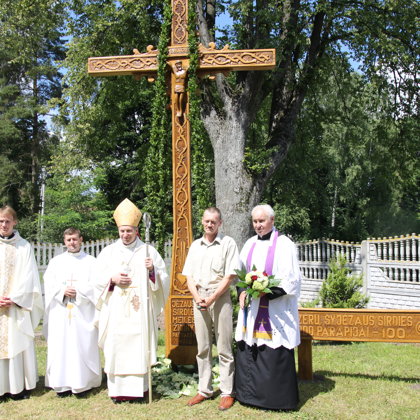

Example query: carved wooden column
[164,0,196,365]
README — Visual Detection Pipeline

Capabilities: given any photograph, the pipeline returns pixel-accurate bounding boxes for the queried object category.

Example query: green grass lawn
[1,336,419,420]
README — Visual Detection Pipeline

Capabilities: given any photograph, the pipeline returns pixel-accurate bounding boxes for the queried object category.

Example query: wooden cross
[88,0,275,364]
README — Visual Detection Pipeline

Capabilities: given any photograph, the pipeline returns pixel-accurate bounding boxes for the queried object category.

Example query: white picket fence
[31,233,420,309]
[32,238,172,273]
[296,234,420,309]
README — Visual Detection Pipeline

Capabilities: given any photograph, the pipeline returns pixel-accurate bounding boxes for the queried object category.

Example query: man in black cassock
[234,204,301,410]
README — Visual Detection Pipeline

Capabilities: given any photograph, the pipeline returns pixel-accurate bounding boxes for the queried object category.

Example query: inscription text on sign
[298,308,420,380]
[299,308,420,343]
[168,298,196,361]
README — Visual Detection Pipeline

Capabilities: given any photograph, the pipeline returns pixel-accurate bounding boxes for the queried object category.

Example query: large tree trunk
[31,76,41,215]
[202,90,265,248]
[196,0,328,248]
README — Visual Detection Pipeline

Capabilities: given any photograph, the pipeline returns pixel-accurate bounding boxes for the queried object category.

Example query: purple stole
[245,230,278,339]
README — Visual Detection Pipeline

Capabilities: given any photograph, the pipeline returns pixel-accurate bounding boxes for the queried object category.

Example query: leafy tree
[62,0,214,244]
[58,0,418,247]
[318,255,369,309]
[61,0,171,243]
[39,139,114,243]
[265,54,419,240]
[197,0,419,246]
[0,0,66,226]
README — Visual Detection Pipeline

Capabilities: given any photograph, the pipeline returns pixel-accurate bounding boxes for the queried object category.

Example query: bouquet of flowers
[235,265,280,306]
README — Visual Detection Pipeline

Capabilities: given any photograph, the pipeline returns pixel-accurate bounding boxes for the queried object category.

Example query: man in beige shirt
[182,207,240,411]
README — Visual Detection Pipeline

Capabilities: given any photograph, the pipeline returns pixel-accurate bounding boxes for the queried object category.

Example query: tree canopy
[0,0,66,237]
[1,0,418,245]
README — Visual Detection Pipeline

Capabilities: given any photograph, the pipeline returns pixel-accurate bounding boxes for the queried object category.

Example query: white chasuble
[0,231,43,396]
[43,251,101,393]
[96,238,169,397]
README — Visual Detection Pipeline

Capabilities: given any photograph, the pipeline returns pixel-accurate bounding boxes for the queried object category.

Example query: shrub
[319,255,369,308]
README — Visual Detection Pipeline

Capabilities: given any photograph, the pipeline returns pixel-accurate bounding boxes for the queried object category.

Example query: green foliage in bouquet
[235,265,280,305]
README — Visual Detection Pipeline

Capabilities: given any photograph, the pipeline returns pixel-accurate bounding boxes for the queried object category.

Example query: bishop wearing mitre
[95,198,169,403]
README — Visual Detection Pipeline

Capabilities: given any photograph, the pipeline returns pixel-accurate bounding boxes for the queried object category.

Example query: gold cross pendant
[67,302,74,323]
[131,294,140,312]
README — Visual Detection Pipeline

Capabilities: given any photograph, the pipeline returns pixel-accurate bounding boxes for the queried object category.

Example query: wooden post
[298,337,313,381]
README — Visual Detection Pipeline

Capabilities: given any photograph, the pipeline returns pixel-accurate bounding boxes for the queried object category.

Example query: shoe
[10,390,30,400]
[128,398,145,404]
[187,393,209,406]
[218,396,235,411]
[74,390,89,399]
[57,390,72,398]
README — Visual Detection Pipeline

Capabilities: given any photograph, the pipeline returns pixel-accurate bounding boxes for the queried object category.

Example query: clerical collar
[123,238,138,249]
[0,232,15,240]
[68,250,82,257]
[257,230,273,241]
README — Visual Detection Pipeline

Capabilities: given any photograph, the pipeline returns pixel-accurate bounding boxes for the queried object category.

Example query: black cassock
[234,341,299,410]
[234,287,299,411]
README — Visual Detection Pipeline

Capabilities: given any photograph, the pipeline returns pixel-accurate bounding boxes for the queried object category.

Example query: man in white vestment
[43,227,101,397]
[0,205,43,400]
[234,204,301,410]
[96,198,169,403]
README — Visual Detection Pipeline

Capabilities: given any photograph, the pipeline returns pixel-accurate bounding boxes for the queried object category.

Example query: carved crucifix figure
[88,0,275,365]
[172,60,188,118]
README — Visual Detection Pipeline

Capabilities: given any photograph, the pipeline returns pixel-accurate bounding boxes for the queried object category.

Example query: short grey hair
[203,206,222,220]
[251,204,275,219]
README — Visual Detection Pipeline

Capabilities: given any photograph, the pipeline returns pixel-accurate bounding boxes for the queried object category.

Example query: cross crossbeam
[88,45,275,76]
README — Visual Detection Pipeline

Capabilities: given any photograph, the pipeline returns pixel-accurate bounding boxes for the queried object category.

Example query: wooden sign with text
[298,308,420,380]
[299,308,420,343]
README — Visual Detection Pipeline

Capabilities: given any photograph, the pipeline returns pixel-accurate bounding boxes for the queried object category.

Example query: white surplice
[0,231,44,396]
[96,238,169,397]
[43,250,101,393]
[234,231,301,349]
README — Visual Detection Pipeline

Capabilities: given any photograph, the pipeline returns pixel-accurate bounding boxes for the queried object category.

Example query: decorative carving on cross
[172,0,187,45]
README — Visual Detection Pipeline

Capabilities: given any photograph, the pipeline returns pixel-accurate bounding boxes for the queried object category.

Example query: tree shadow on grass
[313,340,353,346]
[297,368,419,409]
[298,374,335,409]
[32,376,49,397]
[32,371,109,398]
[315,370,420,383]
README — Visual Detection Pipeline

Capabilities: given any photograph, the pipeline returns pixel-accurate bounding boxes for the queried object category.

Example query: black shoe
[57,390,72,398]
[128,397,145,404]
[10,390,30,400]
[74,390,89,399]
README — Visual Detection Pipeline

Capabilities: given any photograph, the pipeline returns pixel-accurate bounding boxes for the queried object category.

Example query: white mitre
[113,198,142,227]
